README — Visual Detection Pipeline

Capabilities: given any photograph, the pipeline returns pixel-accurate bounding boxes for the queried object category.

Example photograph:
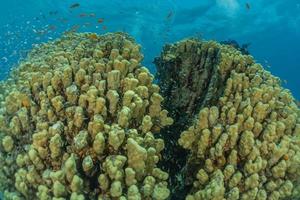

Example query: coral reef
[1,32,300,200]
[0,32,173,199]
[155,39,300,200]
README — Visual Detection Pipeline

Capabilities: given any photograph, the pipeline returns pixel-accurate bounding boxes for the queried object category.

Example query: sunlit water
[1,0,299,99]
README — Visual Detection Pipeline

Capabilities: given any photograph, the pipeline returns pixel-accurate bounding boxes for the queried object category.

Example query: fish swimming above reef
[1,57,8,63]
[32,29,48,36]
[79,13,87,17]
[58,17,68,23]
[166,11,173,20]
[49,10,58,15]
[47,25,57,31]
[246,2,251,10]
[69,3,80,9]
[83,22,91,27]
[97,18,104,23]
[64,24,81,34]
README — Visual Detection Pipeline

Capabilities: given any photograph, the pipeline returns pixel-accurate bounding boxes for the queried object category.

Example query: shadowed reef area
[0,32,299,200]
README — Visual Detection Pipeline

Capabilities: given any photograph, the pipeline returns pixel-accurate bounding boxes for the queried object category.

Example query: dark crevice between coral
[154,39,227,200]
[220,40,250,55]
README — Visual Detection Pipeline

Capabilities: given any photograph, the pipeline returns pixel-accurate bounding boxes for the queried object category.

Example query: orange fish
[48,25,56,31]
[88,33,98,40]
[79,13,87,17]
[102,25,107,30]
[98,18,104,23]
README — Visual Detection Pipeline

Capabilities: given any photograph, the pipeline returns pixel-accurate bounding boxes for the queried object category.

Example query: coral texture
[156,39,300,200]
[1,33,300,200]
[0,32,173,200]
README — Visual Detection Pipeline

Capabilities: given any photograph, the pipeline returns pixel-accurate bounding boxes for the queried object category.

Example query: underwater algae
[0,32,299,200]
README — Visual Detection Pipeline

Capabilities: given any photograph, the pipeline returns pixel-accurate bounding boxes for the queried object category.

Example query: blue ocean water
[0,0,299,100]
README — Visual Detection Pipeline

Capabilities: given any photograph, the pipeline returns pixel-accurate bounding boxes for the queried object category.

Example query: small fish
[83,22,91,27]
[70,3,80,9]
[33,29,48,35]
[59,18,68,23]
[49,11,58,15]
[166,11,173,20]
[48,25,57,31]
[97,18,104,23]
[283,79,288,84]
[79,13,87,17]
[69,24,81,32]
[102,25,107,30]
[246,3,251,10]
[89,13,96,17]
[1,57,8,63]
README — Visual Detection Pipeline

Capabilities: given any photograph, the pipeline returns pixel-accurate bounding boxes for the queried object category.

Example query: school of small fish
[1,1,299,106]
[0,1,111,71]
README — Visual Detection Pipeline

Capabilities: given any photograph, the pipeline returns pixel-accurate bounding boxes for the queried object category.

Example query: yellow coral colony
[1,33,300,200]
[181,41,300,200]
[0,32,173,200]
[156,39,300,200]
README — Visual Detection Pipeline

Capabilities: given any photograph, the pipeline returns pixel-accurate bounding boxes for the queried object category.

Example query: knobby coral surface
[1,32,300,200]
[0,32,173,200]
[155,39,300,200]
